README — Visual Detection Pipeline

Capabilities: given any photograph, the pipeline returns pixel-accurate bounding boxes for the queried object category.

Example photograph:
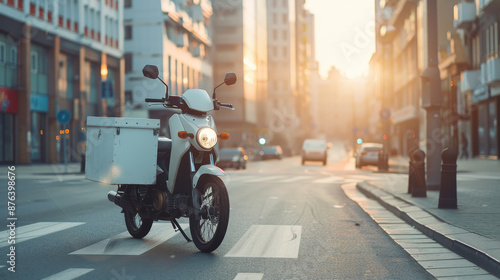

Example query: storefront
[0,31,19,163]
[472,85,499,159]
[30,44,50,162]
[0,87,17,163]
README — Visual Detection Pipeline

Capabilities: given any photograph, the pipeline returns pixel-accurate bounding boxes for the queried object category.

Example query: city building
[294,0,312,144]
[373,0,459,156]
[265,0,297,153]
[0,0,124,164]
[211,0,267,148]
[453,0,499,159]
[123,0,214,136]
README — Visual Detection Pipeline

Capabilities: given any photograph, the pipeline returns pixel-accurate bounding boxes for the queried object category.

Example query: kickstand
[171,219,192,242]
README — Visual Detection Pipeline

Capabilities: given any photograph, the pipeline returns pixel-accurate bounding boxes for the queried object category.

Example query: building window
[282,14,287,24]
[31,51,38,73]
[124,53,132,73]
[273,13,277,24]
[168,55,172,89]
[0,42,6,64]
[494,22,498,58]
[124,0,132,8]
[66,57,74,99]
[125,90,132,104]
[125,25,132,40]
[283,30,287,40]
[273,29,277,40]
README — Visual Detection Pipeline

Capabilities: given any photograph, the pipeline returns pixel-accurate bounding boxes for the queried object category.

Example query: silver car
[302,139,328,165]
[355,143,383,168]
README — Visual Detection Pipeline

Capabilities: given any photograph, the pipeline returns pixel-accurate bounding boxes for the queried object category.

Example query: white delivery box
[85,117,160,185]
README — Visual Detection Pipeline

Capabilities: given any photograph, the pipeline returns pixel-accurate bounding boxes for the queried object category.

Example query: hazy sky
[304,0,376,78]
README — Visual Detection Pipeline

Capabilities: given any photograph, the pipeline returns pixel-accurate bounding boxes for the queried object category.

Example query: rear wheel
[124,211,153,238]
[189,177,230,252]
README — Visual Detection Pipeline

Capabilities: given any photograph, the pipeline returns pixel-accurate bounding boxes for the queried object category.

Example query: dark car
[217,147,248,170]
[259,145,283,160]
[356,143,383,168]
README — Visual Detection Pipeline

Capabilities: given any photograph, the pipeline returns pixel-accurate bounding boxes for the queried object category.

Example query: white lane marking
[458,174,500,180]
[313,176,344,183]
[245,175,287,183]
[41,268,94,280]
[234,273,264,280]
[0,222,85,247]
[227,175,259,183]
[70,223,188,255]
[276,176,312,183]
[225,225,302,258]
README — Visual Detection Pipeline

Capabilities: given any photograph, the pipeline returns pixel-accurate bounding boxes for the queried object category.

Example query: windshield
[304,141,326,149]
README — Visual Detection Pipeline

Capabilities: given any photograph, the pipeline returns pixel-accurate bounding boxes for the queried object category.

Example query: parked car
[259,145,283,160]
[302,139,328,165]
[356,143,383,168]
[216,147,248,170]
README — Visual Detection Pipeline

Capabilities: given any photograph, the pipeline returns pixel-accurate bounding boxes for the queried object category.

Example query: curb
[356,181,500,278]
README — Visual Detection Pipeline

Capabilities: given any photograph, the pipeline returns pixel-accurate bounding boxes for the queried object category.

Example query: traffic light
[357,138,363,145]
[383,134,388,140]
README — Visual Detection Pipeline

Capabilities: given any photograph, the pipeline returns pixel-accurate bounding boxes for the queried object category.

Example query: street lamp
[421,0,442,191]
[379,24,395,170]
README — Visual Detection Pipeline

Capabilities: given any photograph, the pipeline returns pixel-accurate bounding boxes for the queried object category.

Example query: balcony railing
[460,70,480,93]
[485,57,500,86]
[453,1,476,29]
[478,0,500,14]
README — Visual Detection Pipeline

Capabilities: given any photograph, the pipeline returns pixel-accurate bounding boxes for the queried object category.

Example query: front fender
[192,164,227,188]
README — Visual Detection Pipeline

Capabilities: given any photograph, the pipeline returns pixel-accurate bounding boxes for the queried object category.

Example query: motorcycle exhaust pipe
[107,191,137,214]
[107,191,122,207]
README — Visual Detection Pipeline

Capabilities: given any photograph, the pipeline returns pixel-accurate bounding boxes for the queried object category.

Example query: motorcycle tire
[124,211,153,239]
[189,177,230,253]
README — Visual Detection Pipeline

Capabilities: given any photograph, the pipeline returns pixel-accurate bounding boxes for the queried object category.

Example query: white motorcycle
[107,65,236,252]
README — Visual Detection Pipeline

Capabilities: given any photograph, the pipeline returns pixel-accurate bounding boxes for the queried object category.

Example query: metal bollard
[407,147,418,194]
[378,151,389,172]
[412,149,427,198]
[438,148,458,209]
[80,153,86,173]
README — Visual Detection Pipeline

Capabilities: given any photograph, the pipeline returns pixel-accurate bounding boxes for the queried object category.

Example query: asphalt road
[0,149,435,280]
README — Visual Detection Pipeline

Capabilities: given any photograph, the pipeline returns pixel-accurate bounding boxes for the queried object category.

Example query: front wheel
[124,211,153,239]
[189,177,230,252]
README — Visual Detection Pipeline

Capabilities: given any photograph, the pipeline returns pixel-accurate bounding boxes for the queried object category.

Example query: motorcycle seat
[158,137,172,152]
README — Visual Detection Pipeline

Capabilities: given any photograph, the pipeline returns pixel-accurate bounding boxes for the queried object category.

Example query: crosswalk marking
[0,222,84,247]
[70,223,188,255]
[234,273,264,280]
[225,225,302,258]
[41,268,94,280]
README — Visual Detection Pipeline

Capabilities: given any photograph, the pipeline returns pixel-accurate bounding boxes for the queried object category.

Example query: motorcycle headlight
[197,127,218,150]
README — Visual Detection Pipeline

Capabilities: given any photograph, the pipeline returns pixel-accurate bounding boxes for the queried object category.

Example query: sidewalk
[357,156,500,277]
[7,162,84,177]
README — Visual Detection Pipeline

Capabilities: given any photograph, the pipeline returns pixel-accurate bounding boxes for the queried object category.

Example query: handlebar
[145,98,164,103]
[219,102,233,108]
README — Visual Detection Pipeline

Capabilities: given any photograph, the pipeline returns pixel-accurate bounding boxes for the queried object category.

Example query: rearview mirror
[224,73,237,85]
[142,65,159,79]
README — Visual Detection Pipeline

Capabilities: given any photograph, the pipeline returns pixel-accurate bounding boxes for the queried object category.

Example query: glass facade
[0,33,18,163]
[0,33,19,88]
[31,112,47,161]
[477,100,499,157]
[0,114,15,163]
[488,101,497,156]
